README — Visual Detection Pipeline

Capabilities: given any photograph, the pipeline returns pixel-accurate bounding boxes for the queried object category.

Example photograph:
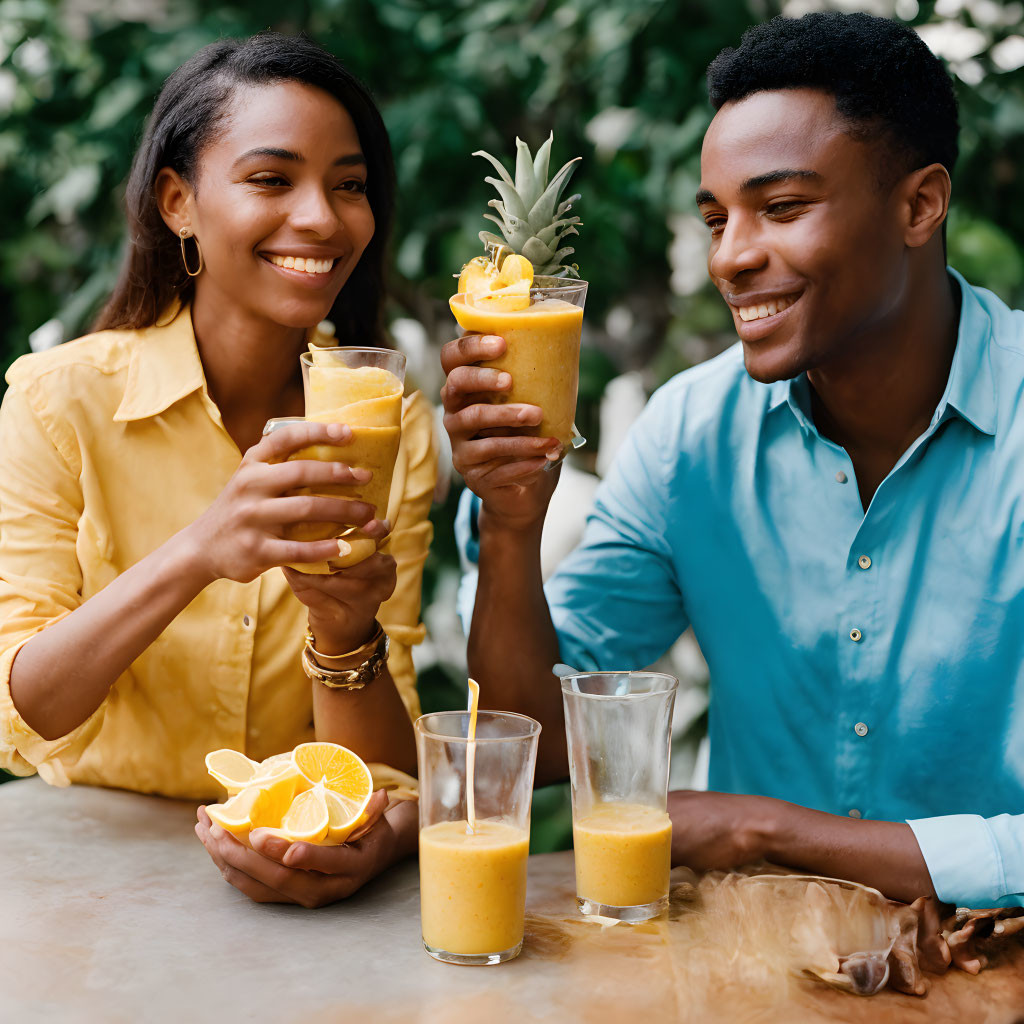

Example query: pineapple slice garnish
[458,252,535,312]
[472,279,531,312]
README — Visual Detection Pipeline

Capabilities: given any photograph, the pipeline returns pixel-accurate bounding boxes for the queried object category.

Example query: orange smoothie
[449,294,583,448]
[419,819,530,956]
[284,362,403,566]
[573,802,672,908]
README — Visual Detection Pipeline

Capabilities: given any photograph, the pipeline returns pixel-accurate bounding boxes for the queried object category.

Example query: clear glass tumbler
[415,710,541,965]
[561,671,678,922]
[449,276,588,462]
[281,346,406,568]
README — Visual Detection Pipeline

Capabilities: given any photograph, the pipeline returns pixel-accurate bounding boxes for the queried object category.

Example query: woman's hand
[195,792,419,908]
[183,422,389,585]
[283,551,397,655]
[440,333,561,533]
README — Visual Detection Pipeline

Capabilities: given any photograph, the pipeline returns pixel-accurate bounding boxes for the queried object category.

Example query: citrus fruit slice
[294,741,374,826]
[206,787,260,837]
[497,253,534,288]
[323,789,371,845]
[248,764,306,829]
[205,748,259,796]
[253,752,295,779]
[280,781,330,843]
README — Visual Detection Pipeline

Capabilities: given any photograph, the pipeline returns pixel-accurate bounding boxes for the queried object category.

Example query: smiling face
[179,80,375,331]
[698,88,913,384]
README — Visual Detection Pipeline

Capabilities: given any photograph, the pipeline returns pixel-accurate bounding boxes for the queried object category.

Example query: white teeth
[737,294,797,322]
[269,255,336,274]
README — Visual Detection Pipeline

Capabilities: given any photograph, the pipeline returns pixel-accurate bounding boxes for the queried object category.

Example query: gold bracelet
[301,622,390,690]
[305,620,385,666]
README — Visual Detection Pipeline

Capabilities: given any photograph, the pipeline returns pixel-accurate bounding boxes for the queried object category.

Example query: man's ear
[155,167,195,236]
[901,163,951,250]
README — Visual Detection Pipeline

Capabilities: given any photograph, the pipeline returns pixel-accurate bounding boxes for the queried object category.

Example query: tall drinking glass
[449,276,588,462]
[416,710,541,965]
[561,671,678,922]
[280,346,405,570]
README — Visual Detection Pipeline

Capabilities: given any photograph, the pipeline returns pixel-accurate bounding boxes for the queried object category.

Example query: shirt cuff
[907,813,1020,908]
[0,625,104,786]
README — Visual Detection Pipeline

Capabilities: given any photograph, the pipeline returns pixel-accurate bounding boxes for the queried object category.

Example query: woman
[0,34,436,906]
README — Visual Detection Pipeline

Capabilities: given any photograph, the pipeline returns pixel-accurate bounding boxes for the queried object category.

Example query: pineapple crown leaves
[472,132,583,278]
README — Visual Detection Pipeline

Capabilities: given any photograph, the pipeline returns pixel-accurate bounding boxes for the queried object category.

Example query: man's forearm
[468,508,567,781]
[763,802,938,905]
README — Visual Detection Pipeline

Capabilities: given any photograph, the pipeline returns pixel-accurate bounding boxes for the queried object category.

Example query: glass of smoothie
[277,346,405,571]
[449,273,587,463]
[561,671,678,923]
[415,708,541,965]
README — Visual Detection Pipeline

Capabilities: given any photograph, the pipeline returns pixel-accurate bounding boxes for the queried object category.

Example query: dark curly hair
[706,12,959,186]
[94,32,394,345]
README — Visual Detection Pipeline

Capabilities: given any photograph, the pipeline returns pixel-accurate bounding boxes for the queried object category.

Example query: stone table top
[2,777,1023,1023]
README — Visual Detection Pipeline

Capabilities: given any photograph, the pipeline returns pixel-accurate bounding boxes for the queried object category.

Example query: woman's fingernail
[380,519,392,533]
[546,448,562,461]
[327,423,346,440]
[497,372,511,388]
[352,467,372,482]
[518,408,535,423]
[337,539,352,556]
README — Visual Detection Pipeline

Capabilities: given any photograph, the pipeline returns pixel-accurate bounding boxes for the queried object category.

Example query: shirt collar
[765,268,997,437]
[113,301,206,423]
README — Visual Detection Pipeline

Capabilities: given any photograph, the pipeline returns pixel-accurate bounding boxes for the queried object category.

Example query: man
[441,11,1024,927]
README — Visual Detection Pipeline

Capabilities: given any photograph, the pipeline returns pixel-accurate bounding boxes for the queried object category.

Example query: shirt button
[243,615,251,628]
[848,808,862,819]
[849,628,862,642]
[857,555,871,570]
[854,721,869,737]
[835,471,848,484]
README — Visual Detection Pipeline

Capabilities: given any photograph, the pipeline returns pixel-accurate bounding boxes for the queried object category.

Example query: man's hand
[195,793,418,908]
[440,332,560,531]
[668,790,775,871]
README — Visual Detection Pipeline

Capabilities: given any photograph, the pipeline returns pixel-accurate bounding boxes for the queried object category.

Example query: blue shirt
[456,270,1024,908]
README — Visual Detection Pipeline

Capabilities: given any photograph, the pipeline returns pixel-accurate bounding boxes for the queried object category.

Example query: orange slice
[205,748,259,796]
[280,781,330,843]
[293,741,374,825]
[206,788,261,837]
[497,253,534,288]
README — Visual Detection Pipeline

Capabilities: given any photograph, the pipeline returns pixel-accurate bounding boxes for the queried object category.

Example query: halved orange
[293,741,373,826]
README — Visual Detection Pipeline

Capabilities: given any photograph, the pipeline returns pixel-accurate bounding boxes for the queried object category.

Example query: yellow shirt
[0,305,437,799]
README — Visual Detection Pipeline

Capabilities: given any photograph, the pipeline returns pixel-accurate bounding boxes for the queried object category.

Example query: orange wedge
[324,789,371,845]
[206,788,261,837]
[294,741,374,826]
[205,748,259,796]
[249,763,307,828]
[279,781,330,843]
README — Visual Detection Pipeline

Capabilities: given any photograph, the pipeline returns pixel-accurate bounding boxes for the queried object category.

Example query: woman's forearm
[313,666,417,775]
[9,527,213,741]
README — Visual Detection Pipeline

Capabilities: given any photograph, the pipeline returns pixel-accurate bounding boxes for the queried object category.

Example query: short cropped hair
[706,12,959,183]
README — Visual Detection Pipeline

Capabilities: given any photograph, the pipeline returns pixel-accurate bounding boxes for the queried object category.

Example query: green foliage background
[1,0,1023,830]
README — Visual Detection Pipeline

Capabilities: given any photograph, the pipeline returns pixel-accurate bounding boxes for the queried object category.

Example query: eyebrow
[695,169,823,207]
[233,147,367,168]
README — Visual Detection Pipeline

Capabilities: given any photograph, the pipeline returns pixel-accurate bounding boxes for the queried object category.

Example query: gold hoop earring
[179,227,204,277]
